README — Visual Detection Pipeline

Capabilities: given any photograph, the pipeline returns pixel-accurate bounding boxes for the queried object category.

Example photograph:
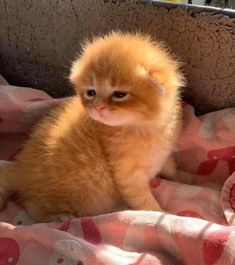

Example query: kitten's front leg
[115,174,161,211]
[161,156,194,184]
[160,155,177,180]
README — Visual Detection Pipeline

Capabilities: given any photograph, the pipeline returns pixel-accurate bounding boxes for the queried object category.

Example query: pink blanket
[0,75,235,265]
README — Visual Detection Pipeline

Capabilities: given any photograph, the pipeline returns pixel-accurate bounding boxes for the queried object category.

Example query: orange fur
[0,32,184,222]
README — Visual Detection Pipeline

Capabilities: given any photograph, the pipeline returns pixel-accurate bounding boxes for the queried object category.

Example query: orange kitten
[0,32,184,222]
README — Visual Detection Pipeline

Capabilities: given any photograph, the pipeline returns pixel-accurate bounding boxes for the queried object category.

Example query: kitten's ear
[147,73,165,96]
[69,60,81,85]
[136,65,164,95]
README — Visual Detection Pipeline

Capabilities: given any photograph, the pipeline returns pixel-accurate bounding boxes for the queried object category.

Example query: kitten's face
[79,77,151,126]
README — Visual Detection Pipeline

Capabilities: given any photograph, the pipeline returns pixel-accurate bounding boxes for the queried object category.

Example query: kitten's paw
[143,205,162,212]
[164,169,193,184]
[49,212,75,222]
[133,200,162,212]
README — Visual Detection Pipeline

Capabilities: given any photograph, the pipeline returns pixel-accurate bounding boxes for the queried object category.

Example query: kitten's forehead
[91,75,126,93]
[92,76,111,90]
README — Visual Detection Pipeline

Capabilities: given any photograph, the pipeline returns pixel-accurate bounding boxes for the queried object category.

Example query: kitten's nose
[94,103,105,112]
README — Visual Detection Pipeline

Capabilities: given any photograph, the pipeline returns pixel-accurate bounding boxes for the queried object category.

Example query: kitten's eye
[112,91,129,101]
[84,89,96,99]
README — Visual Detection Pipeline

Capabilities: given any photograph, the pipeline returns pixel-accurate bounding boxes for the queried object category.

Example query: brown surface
[0,0,234,113]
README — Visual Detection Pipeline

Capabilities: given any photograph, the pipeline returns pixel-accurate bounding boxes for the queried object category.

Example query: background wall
[0,0,234,114]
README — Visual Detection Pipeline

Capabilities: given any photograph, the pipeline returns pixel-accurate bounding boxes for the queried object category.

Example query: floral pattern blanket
[0,75,235,265]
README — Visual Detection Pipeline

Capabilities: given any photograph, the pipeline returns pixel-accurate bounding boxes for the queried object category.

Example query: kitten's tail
[0,161,17,209]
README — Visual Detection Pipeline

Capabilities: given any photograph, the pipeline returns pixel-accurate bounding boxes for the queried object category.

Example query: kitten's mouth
[95,109,104,118]
[89,108,121,126]
[89,108,134,126]
[89,108,107,123]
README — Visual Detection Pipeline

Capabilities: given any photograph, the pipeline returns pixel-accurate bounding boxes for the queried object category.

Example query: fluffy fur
[0,32,184,222]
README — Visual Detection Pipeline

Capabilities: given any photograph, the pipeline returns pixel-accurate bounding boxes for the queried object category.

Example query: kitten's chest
[110,131,171,175]
[134,140,169,171]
